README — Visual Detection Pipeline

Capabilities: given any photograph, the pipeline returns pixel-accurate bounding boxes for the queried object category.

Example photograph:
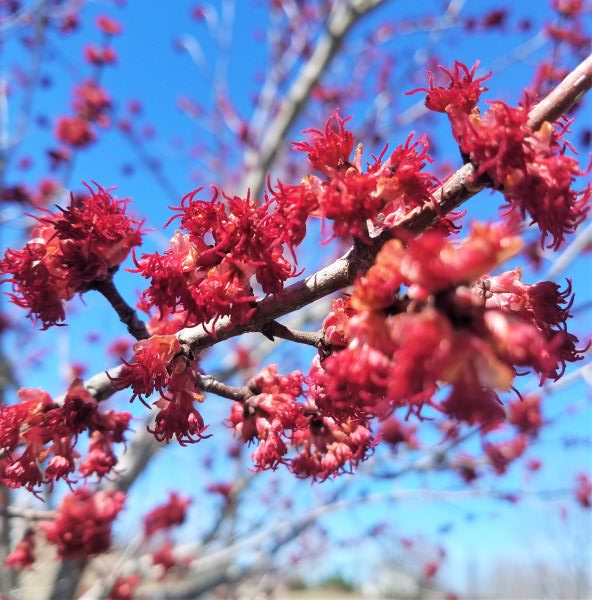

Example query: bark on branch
[61,54,592,408]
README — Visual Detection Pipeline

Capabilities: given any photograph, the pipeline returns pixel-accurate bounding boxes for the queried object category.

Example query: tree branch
[242,0,388,198]
[198,373,253,402]
[57,53,592,407]
[91,275,150,341]
[261,321,323,347]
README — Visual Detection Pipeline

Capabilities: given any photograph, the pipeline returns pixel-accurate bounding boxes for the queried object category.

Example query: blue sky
[1,0,591,594]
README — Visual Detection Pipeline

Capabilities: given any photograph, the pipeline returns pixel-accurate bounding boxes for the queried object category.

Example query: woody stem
[91,275,150,341]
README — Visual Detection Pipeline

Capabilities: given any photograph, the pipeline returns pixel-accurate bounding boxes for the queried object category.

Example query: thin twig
[198,374,253,403]
[261,321,322,347]
[91,276,150,341]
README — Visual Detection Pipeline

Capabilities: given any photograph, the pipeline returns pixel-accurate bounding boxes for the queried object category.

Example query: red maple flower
[148,358,210,445]
[507,395,543,437]
[85,45,117,65]
[78,431,118,478]
[42,488,125,558]
[0,183,143,328]
[96,15,123,35]
[450,102,590,249]
[114,334,181,404]
[440,385,505,428]
[290,415,374,481]
[322,297,357,348]
[107,575,141,600]
[575,473,592,508]
[55,116,95,147]
[72,81,111,124]
[135,186,300,329]
[229,365,304,470]
[483,436,527,475]
[292,110,355,174]
[379,417,419,449]
[353,222,521,309]
[143,491,191,536]
[4,530,35,570]
[406,61,491,114]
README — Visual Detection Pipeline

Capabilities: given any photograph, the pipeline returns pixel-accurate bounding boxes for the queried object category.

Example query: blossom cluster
[42,488,126,559]
[316,222,582,427]
[273,111,440,241]
[4,488,126,567]
[228,211,583,480]
[53,16,121,151]
[133,187,302,332]
[0,183,143,328]
[410,60,590,249]
[113,334,209,445]
[56,80,112,149]
[228,364,374,481]
[5,487,192,571]
[0,381,131,493]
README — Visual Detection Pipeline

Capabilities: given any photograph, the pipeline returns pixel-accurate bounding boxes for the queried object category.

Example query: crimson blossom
[0,183,143,328]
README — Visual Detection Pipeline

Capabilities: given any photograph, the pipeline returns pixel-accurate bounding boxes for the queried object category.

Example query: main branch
[63,53,592,406]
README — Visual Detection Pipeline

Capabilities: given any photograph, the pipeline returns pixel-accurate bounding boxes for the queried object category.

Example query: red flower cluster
[229,363,375,480]
[0,381,131,492]
[85,45,117,66]
[4,530,35,570]
[229,365,304,470]
[55,81,111,148]
[292,111,355,174]
[149,357,208,445]
[0,183,143,328]
[55,116,96,148]
[72,80,111,126]
[290,410,374,480]
[575,473,592,508]
[107,575,141,600]
[412,61,590,249]
[483,436,527,475]
[279,112,439,240]
[406,60,491,114]
[133,187,301,331]
[114,334,181,403]
[113,334,209,445]
[96,15,123,35]
[379,417,419,449]
[143,491,191,536]
[312,222,583,427]
[42,488,125,558]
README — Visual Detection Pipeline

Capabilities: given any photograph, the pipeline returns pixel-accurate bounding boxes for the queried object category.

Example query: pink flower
[114,334,181,403]
[96,15,123,35]
[55,116,95,147]
[5,530,35,570]
[42,489,125,558]
[143,492,191,536]
[229,365,304,470]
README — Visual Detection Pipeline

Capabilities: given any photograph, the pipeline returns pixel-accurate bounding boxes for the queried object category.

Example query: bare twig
[91,276,150,341]
[242,0,388,198]
[198,374,253,402]
[0,506,55,521]
[261,321,323,347]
